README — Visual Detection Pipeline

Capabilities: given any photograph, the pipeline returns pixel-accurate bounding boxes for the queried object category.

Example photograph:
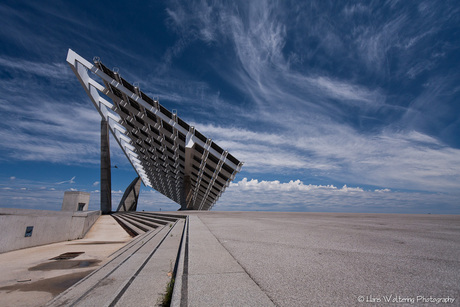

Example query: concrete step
[116,214,156,232]
[118,213,163,229]
[46,218,185,306]
[113,214,153,234]
[111,214,145,237]
[107,224,163,261]
[123,212,171,226]
[138,212,188,221]
[112,212,182,238]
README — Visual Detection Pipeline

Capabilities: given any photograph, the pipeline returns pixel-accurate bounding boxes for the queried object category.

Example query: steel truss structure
[67,49,243,210]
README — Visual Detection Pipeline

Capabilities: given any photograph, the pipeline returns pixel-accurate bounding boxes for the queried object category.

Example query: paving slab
[196,212,460,307]
[184,215,275,306]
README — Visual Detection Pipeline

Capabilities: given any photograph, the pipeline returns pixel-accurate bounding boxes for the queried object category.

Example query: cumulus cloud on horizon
[231,178,365,193]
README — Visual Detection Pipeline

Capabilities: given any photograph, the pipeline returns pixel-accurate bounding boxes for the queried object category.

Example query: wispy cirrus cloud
[163,0,393,135]
[0,57,72,80]
[56,176,76,185]
[0,98,101,164]
[0,54,132,166]
[0,177,88,211]
[197,124,460,193]
[306,76,384,107]
[162,0,460,196]
[167,3,383,111]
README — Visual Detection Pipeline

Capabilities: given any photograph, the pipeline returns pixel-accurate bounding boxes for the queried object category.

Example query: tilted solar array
[66,49,243,210]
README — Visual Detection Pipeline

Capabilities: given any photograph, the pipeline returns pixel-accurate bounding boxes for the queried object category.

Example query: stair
[46,214,187,307]
[111,212,182,237]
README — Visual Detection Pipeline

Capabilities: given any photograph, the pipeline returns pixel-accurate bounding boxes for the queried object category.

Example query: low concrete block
[61,191,90,212]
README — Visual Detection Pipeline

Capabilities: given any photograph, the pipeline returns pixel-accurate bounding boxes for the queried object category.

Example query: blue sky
[0,1,459,213]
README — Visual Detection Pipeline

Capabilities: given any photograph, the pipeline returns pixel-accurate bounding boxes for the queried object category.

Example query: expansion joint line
[173,216,187,279]
[197,216,278,306]
[180,216,190,307]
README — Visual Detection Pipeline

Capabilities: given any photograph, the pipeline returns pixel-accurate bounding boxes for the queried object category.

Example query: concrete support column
[183,175,192,210]
[101,119,112,214]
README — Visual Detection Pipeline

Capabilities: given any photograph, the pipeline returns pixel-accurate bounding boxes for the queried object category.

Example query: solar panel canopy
[66,49,243,210]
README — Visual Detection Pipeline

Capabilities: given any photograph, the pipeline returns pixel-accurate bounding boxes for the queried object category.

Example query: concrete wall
[0,208,101,254]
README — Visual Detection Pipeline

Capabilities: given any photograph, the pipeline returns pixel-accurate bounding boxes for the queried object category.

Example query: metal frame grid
[66,49,243,210]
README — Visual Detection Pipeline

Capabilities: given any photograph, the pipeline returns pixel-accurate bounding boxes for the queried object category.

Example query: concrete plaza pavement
[185,212,460,306]
[0,211,459,306]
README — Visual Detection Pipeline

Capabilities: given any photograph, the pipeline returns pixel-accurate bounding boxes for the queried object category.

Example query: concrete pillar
[183,175,192,210]
[101,119,112,214]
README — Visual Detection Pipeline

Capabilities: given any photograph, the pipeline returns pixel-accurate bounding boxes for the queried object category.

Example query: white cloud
[343,4,370,16]
[214,178,459,214]
[0,98,101,164]
[163,1,395,140]
[306,76,384,107]
[0,57,72,80]
[232,178,365,193]
[232,178,340,192]
[93,181,100,187]
[197,123,460,193]
[0,186,64,211]
[56,176,76,185]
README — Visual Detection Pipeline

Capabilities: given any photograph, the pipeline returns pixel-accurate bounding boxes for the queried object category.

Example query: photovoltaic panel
[66,49,243,210]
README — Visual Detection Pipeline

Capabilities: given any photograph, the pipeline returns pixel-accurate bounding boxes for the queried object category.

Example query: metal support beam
[101,119,112,214]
